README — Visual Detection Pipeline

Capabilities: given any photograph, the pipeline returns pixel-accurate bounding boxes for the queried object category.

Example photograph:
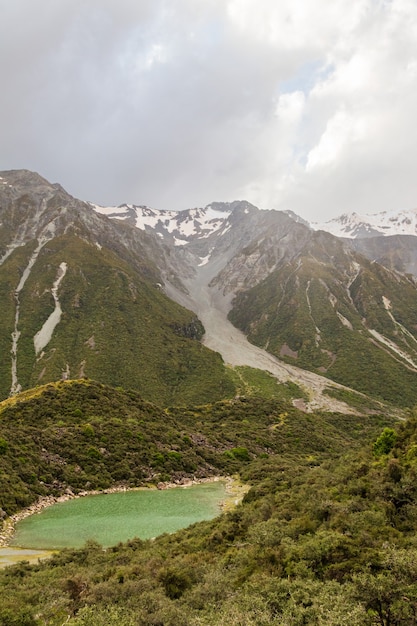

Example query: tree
[373,428,397,457]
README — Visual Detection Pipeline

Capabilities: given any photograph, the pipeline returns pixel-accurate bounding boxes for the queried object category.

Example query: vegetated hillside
[229,231,417,407]
[1,381,416,624]
[0,378,390,518]
[0,234,234,405]
[0,170,236,405]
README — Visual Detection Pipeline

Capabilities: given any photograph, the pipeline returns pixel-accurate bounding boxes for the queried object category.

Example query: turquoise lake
[10,482,228,551]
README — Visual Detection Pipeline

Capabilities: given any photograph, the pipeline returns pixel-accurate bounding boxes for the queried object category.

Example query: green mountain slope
[0,234,234,405]
[0,170,239,405]
[229,232,417,407]
[4,170,417,411]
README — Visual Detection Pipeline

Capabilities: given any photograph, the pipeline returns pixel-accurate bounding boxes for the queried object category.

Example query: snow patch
[305,281,321,346]
[198,254,211,267]
[382,296,391,310]
[92,203,231,242]
[34,262,67,355]
[91,203,129,217]
[177,216,197,237]
[173,237,188,246]
[0,175,12,188]
[382,295,417,347]
[220,225,231,236]
[204,207,230,221]
[110,215,128,221]
[10,235,53,395]
[0,242,24,267]
[329,293,337,308]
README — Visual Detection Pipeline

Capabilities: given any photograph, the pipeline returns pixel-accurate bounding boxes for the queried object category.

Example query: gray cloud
[1,0,417,220]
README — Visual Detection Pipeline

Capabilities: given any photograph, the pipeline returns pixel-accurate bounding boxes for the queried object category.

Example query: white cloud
[227,0,367,51]
[275,92,305,126]
[306,110,367,171]
[0,0,416,220]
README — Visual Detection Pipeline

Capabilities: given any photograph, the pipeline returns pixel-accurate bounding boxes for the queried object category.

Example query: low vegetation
[228,366,307,401]
[4,171,417,623]
[0,379,409,624]
[0,379,390,517]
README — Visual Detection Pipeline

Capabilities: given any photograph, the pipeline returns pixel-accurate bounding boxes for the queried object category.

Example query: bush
[373,428,397,457]
[230,447,250,461]
[0,438,8,455]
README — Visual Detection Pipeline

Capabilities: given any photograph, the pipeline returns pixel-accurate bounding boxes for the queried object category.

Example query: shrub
[0,438,8,455]
[228,447,250,461]
[373,428,397,457]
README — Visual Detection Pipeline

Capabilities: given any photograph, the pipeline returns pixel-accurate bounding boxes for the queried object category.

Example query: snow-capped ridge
[92,201,238,245]
[312,207,417,239]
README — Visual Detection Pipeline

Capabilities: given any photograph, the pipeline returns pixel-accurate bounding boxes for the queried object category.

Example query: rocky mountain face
[312,206,417,277]
[0,170,234,405]
[93,194,417,408]
[2,169,417,408]
[92,199,313,294]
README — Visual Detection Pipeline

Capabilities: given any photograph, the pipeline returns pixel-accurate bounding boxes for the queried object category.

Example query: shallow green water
[10,482,227,550]
[0,547,53,568]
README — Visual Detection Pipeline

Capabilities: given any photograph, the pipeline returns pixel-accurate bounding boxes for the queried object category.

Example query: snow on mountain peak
[91,196,417,243]
[91,201,234,245]
[312,207,417,239]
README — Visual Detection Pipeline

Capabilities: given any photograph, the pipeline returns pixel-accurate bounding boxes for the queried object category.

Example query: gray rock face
[311,205,417,277]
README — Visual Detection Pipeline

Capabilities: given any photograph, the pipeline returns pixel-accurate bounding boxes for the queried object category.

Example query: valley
[92,191,417,408]
[166,260,359,414]
[2,170,417,624]
[2,170,417,408]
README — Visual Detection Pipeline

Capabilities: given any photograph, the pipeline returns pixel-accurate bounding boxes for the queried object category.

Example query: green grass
[228,366,308,401]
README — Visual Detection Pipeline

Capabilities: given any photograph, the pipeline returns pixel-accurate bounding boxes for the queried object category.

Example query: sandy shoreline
[0,475,244,548]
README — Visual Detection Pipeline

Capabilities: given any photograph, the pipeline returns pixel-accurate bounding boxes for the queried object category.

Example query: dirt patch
[280,343,298,358]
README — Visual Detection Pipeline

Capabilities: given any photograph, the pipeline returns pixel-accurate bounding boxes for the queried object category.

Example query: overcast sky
[1,0,416,221]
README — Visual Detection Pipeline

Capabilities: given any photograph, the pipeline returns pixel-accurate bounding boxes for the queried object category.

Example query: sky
[1,0,417,221]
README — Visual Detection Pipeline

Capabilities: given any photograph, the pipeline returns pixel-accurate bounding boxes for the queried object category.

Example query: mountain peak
[283,210,311,227]
[0,169,55,190]
[205,200,258,214]
[312,207,417,239]
[92,200,249,246]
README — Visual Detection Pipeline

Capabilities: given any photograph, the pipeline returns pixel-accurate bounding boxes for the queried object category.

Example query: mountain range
[2,169,417,624]
[1,168,417,408]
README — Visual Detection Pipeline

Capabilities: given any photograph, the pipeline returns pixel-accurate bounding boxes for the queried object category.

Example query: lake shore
[0,475,247,548]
